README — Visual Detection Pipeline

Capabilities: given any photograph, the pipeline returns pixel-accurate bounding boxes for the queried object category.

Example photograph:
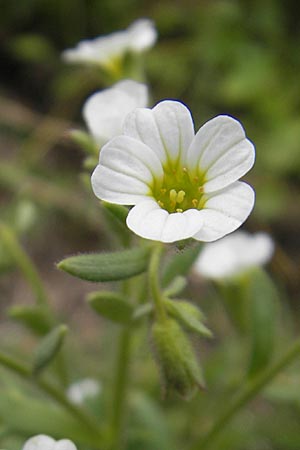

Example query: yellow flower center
[152,165,206,213]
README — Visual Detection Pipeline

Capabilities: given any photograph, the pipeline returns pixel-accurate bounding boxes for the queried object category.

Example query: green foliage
[247,269,278,376]
[162,243,202,287]
[88,291,134,324]
[32,325,68,375]
[7,305,52,335]
[57,247,151,282]
[164,299,213,338]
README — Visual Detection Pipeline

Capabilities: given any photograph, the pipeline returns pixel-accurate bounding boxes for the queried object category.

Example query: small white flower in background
[62,19,157,68]
[83,80,148,145]
[91,100,255,243]
[67,378,101,404]
[194,231,274,280]
[22,435,77,450]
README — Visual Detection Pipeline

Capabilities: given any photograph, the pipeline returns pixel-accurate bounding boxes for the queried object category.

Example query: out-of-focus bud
[151,318,205,399]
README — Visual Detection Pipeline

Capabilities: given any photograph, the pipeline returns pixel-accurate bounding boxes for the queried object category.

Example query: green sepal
[69,129,99,156]
[57,247,151,282]
[162,243,202,287]
[32,324,68,375]
[247,268,278,376]
[151,318,205,399]
[164,299,213,338]
[87,291,134,324]
[7,305,52,335]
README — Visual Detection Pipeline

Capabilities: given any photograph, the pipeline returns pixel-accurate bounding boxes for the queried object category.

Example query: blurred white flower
[91,100,255,243]
[62,19,157,69]
[22,435,77,450]
[83,79,148,145]
[67,378,101,404]
[194,231,275,280]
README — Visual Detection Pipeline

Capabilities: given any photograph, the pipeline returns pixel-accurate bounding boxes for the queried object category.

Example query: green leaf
[162,243,202,287]
[164,299,213,338]
[247,269,278,376]
[7,305,52,335]
[0,389,101,447]
[57,247,151,282]
[163,275,187,297]
[87,291,133,324]
[32,325,68,375]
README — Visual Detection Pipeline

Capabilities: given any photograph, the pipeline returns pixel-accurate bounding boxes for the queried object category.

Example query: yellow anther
[176,208,183,213]
[182,167,188,173]
[194,176,199,182]
[158,200,165,208]
[160,188,167,195]
[192,198,198,208]
[177,190,186,203]
[198,186,204,193]
[169,189,177,204]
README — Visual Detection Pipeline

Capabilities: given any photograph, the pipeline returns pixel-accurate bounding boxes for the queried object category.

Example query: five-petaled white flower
[67,378,101,404]
[83,80,148,145]
[194,231,274,280]
[22,434,77,450]
[91,100,255,243]
[62,19,157,69]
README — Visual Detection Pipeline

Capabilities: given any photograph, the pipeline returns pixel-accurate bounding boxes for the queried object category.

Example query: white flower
[22,435,77,450]
[62,19,157,68]
[91,100,255,243]
[67,378,101,404]
[83,80,148,145]
[194,231,275,280]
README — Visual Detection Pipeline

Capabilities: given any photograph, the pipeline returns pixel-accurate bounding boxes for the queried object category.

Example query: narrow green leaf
[162,243,202,287]
[7,305,52,335]
[164,299,213,338]
[248,269,278,376]
[163,275,187,297]
[57,247,151,282]
[88,291,134,324]
[32,325,68,375]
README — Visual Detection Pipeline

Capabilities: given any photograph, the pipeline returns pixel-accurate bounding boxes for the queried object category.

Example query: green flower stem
[0,350,103,443]
[190,337,300,450]
[0,223,48,307]
[149,244,167,321]
[109,326,132,450]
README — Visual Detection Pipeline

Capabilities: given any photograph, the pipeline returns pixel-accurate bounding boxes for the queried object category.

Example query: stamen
[176,208,183,213]
[160,188,167,194]
[158,200,164,208]
[169,189,177,204]
[192,198,198,208]
[177,190,186,203]
[198,186,204,193]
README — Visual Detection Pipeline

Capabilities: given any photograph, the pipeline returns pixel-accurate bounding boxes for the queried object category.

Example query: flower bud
[151,318,205,399]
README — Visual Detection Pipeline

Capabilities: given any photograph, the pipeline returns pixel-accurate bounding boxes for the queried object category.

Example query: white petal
[55,440,77,450]
[187,115,255,192]
[194,231,274,279]
[126,199,203,243]
[83,80,148,144]
[127,19,157,51]
[124,100,195,165]
[91,136,163,205]
[22,435,55,450]
[193,181,255,242]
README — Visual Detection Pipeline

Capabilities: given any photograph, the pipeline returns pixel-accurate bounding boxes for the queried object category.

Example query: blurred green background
[1,0,300,449]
